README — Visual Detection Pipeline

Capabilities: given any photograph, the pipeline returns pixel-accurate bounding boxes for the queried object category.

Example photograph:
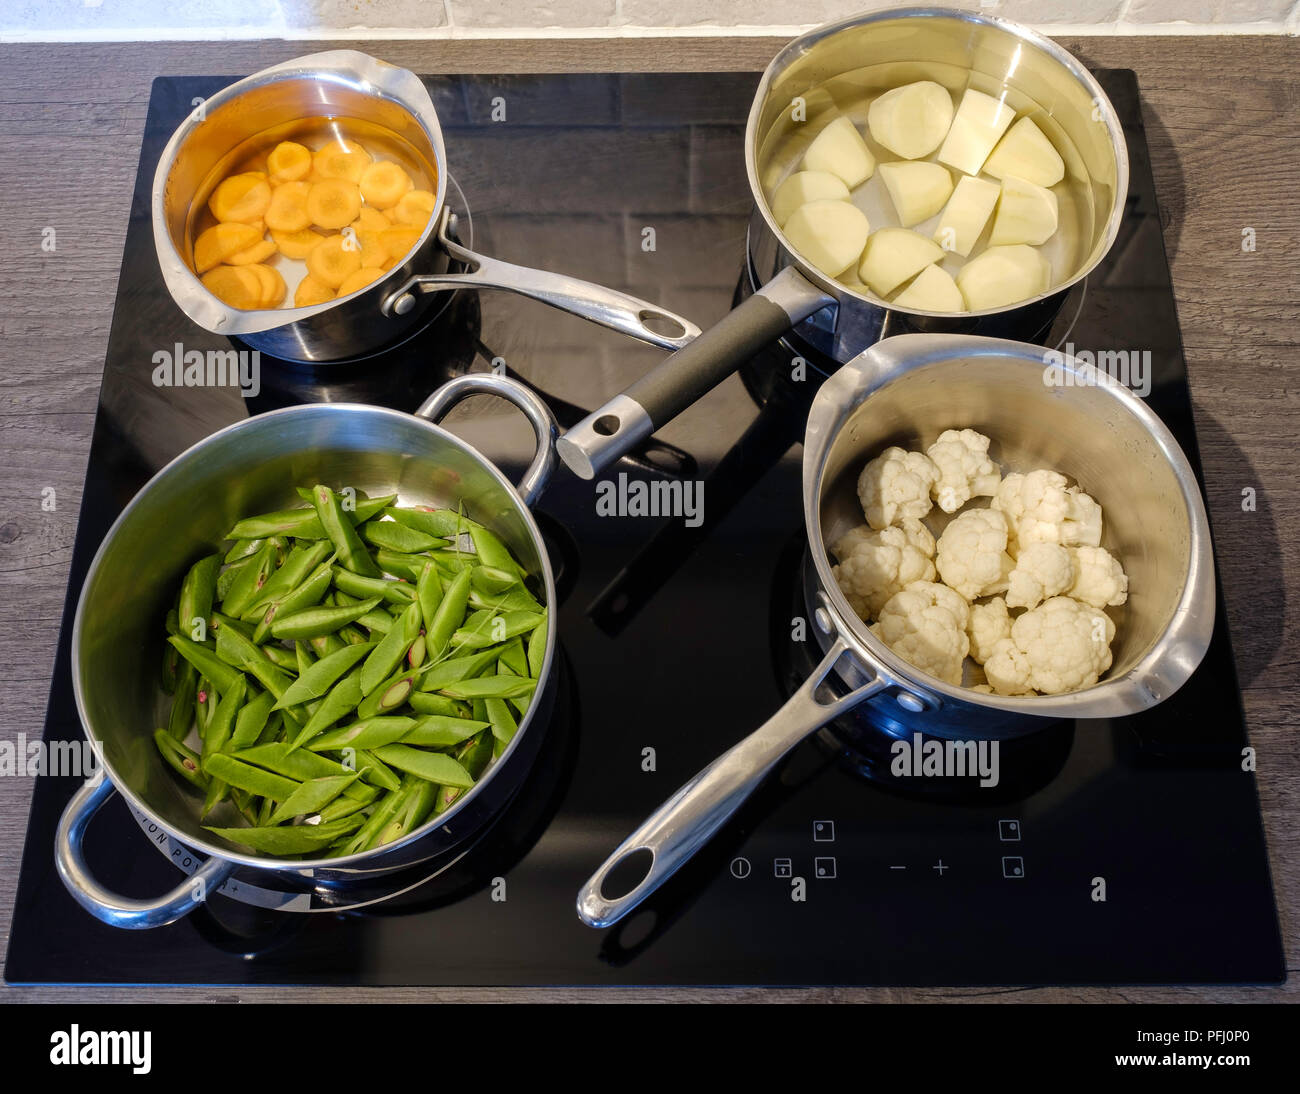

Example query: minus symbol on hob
[889,866,906,870]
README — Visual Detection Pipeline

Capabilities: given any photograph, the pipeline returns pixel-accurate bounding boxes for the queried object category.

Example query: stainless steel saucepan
[153,51,700,363]
[576,334,1215,928]
[57,374,563,928]
[558,8,1129,479]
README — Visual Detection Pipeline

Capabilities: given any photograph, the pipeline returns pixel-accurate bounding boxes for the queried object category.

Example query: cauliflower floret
[967,596,1012,664]
[926,428,1002,513]
[831,519,936,619]
[872,580,970,685]
[992,470,1104,554]
[1005,542,1075,611]
[1068,545,1129,608]
[1010,595,1117,694]
[935,507,1014,601]
[857,446,939,529]
[984,637,1035,695]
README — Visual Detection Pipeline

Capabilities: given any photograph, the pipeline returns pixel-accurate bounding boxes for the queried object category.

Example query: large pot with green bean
[57,373,560,929]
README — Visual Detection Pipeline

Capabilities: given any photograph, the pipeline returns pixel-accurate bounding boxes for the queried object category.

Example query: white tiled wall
[1,0,1295,40]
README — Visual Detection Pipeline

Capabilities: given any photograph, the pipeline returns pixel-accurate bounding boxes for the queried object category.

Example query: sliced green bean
[356,609,393,635]
[467,586,544,614]
[154,729,208,788]
[204,752,299,801]
[499,636,528,677]
[168,635,242,695]
[356,666,422,720]
[416,560,442,633]
[230,688,276,750]
[290,666,364,749]
[221,539,276,618]
[309,632,346,659]
[274,641,372,710]
[224,536,265,563]
[471,565,520,596]
[483,696,519,748]
[376,779,438,847]
[308,716,418,751]
[271,596,382,641]
[371,744,474,788]
[339,625,370,645]
[178,554,220,640]
[354,750,402,792]
[212,611,255,639]
[268,772,359,825]
[360,600,423,696]
[408,691,470,717]
[244,540,333,616]
[362,520,446,554]
[373,549,427,582]
[469,524,523,579]
[251,560,334,643]
[205,816,364,855]
[261,643,298,672]
[339,780,410,855]
[214,623,269,671]
[234,742,375,799]
[167,662,197,740]
[526,611,548,677]
[384,506,476,539]
[438,674,537,700]
[331,567,416,605]
[216,554,255,600]
[310,484,381,577]
[402,715,490,748]
[426,565,471,658]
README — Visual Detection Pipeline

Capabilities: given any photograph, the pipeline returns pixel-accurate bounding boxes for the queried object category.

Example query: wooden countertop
[0,34,1295,1003]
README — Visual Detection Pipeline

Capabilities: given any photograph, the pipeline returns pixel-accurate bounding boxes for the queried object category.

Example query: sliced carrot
[193,222,262,273]
[336,267,386,297]
[379,225,423,264]
[313,139,372,183]
[294,274,336,307]
[359,161,414,209]
[201,265,263,310]
[393,189,436,227]
[226,238,277,266]
[271,226,326,261]
[267,140,312,183]
[209,174,272,224]
[264,180,313,232]
[306,179,362,230]
[353,207,392,231]
[306,235,363,288]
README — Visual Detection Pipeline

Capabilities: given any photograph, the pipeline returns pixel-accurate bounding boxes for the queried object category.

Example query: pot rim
[71,399,558,873]
[743,6,1131,319]
[803,333,1216,720]
[151,49,448,338]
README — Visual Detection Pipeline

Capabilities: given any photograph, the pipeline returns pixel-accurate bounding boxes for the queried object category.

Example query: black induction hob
[4,70,1284,987]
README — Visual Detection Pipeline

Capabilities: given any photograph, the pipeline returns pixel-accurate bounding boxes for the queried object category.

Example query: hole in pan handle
[575,635,886,929]
[55,774,237,929]
[557,267,834,481]
[382,211,703,353]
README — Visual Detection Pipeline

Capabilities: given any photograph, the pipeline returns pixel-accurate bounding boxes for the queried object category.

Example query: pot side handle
[384,221,704,353]
[416,373,560,508]
[575,636,886,929]
[55,775,236,929]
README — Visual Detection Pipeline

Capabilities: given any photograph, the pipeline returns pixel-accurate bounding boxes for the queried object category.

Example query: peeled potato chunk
[956,244,1050,310]
[226,238,277,266]
[867,80,955,160]
[891,263,964,312]
[878,161,954,228]
[267,140,312,183]
[359,161,414,209]
[200,265,263,310]
[769,170,851,228]
[271,227,325,260]
[782,199,871,278]
[937,89,1016,176]
[379,226,423,265]
[802,116,875,188]
[306,179,362,231]
[264,180,313,232]
[858,227,943,297]
[393,189,436,227]
[336,267,387,297]
[989,175,1059,247]
[353,206,392,232]
[313,138,372,183]
[933,175,1001,257]
[208,174,272,224]
[982,116,1065,188]
[294,274,336,308]
[193,221,262,273]
[306,234,363,289]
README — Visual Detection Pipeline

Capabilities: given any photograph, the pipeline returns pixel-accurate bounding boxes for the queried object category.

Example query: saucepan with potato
[577,334,1214,928]
[558,7,1128,479]
[153,50,700,363]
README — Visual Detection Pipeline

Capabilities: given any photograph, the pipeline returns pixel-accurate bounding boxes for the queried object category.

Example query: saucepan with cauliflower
[578,334,1213,928]
[559,6,1127,482]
